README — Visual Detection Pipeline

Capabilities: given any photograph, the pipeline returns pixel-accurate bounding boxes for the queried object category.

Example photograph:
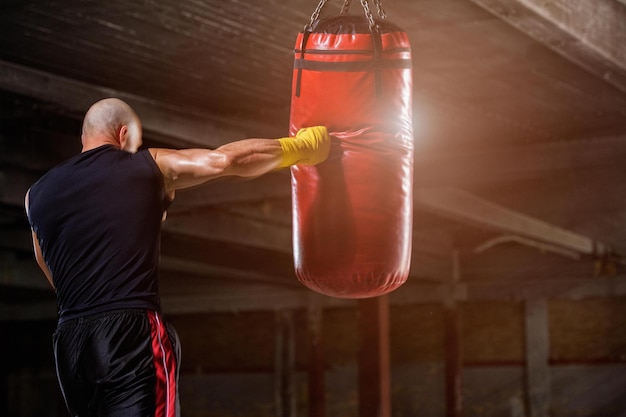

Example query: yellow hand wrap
[277,126,331,168]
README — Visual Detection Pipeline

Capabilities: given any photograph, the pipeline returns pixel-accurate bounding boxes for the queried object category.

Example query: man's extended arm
[150,126,330,193]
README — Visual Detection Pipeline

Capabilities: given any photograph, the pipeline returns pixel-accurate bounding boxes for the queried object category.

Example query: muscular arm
[24,190,55,289]
[150,138,284,193]
[150,127,331,193]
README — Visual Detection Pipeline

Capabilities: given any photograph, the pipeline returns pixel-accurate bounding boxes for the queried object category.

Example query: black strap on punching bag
[358,0,385,96]
[295,0,388,98]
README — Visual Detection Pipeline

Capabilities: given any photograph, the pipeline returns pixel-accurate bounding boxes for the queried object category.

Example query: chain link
[373,0,387,19]
[359,0,377,30]
[308,0,329,28]
[308,0,385,29]
[340,0,352,15]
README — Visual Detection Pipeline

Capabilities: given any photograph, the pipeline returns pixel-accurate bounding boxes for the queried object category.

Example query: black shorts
[53,309,180,417]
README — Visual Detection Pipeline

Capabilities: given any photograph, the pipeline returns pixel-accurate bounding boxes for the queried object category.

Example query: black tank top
[27,145,168,321]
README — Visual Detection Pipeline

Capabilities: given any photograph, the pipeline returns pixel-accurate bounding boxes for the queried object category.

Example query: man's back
[27,144,167,321]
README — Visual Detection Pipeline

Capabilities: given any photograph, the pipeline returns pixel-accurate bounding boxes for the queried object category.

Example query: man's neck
[81,136,119,153]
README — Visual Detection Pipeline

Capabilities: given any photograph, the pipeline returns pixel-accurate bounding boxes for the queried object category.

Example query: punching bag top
[294,15,411,98]
[309,15,404,34]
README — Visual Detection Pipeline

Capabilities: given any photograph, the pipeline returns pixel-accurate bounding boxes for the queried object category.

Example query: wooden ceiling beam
[163,209,292,254]
[170,135,626,211]
[170,173,290,208]
[414,187,613,257]
[4,113,626,218]
[158,256,298,289]
[0,59,279,149]
[414,135,626,187]
[468,0,626,93]
[160,231,296,281]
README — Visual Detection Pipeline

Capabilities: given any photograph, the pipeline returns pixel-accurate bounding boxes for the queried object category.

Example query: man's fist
[277,126,330,168]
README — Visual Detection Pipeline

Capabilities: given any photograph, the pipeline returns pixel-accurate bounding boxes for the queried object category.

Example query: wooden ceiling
[1,0,626,319]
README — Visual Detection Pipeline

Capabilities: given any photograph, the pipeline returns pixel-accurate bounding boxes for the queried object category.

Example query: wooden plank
[358,295,391,417]
[468,0,626,93]
[274,311,285,417]
[414,187,608,256]
[160,231,296,281]
[515,0,626,70]
[160,287,352,316]
[444,250,463,417]
[158,256,298,289]
[171,173,290,208]
[444,306,463,417]
[307,298,326,417]
[524,299,551,417]
[464,275,626,301]
[0,59,278,148]
[163,208,292,254]
[275,310,296,417]
[462,240,625,284]
[3,274,626,320]
[413,135,626,187]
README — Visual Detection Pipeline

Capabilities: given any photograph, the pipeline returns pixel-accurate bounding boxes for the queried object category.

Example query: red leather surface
[289,18,414,298]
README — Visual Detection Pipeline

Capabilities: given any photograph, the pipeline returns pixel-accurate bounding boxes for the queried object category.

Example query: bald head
[81,98,142,153]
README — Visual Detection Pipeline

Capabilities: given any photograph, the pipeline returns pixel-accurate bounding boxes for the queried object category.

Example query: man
[24,97,330,417]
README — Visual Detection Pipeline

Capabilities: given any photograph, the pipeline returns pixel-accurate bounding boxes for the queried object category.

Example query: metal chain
[359,0,377,30]
[308,0,385,29]
[308,0,329,28]
[340,0,352,15]
[373,0,387,19]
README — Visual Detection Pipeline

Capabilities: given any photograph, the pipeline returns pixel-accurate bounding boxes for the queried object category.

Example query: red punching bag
[289,0,414,298]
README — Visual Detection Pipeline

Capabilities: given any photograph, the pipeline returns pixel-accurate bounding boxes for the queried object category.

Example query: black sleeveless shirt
[27,145,168,321]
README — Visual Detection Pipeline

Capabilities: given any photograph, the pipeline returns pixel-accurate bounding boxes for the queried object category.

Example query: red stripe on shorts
[147,310,177,417]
